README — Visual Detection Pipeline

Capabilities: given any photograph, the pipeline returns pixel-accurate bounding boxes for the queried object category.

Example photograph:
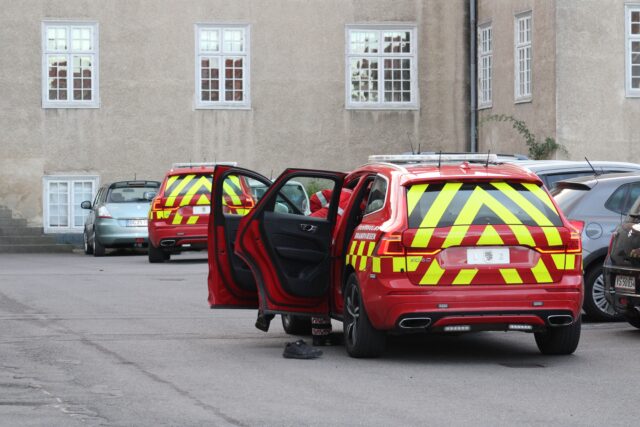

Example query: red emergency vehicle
[207,154,584,357]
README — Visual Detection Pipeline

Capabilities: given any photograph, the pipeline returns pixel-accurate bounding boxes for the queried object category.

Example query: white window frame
[41,21,100,109]
[194,23,251,110]
[43,175,99,233]
[345,24,419,110]
[514,11,532,102]
[626,4,640,97]
[478,22,493,109]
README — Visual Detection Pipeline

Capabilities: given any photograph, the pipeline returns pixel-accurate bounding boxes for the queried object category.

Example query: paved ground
[0,252,639,426]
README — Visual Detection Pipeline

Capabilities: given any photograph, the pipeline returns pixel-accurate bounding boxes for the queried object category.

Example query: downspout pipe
[469,0,478,152]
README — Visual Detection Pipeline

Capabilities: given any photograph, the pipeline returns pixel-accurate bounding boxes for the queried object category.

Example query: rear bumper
[360,274,583,331]
[95,220,149,247]
[603,264,640,314]
[148,222,208,250]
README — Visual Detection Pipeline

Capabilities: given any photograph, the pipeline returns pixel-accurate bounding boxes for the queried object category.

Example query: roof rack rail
[171,161,237,169]
[368,153,499,164]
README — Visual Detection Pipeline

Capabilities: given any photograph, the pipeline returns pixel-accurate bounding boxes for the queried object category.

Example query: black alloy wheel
[343,273,386,358]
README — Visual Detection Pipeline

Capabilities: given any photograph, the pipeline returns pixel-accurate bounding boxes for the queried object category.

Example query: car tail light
[97,206,112,219]
[376,232,405,256]
[608,232,617,255]
[151,198,163,212]
[566,220,584,253]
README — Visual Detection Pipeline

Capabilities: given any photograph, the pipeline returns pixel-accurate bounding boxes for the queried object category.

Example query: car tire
[343,273,386,358]
[534,316,581,355]
[83,231,93,255]
[93,234,106,257]
[281,314,312,335]
[148,243,166,263]
[584,264,620,321]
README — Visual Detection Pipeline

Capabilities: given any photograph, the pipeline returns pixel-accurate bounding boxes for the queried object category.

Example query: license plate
[193,206,210,215]
[127,219,147,227]
[615,275,636,292]
[467,247,510,265]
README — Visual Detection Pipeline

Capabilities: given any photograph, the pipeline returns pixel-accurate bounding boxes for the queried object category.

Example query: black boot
[255,313,275,332]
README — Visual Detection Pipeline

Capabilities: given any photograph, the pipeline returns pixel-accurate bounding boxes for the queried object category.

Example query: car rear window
[407,181,562,228]
[163,173,212,197]
[107,183,159,203]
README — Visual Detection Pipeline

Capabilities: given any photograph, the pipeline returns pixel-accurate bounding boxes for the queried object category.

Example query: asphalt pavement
[0,252,639,426]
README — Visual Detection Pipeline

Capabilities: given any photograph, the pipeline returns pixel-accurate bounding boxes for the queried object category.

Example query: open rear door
[207,166,271,308]
[235,169,346,315]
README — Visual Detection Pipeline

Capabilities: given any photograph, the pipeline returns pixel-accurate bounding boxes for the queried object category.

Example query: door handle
[300,224,317,232]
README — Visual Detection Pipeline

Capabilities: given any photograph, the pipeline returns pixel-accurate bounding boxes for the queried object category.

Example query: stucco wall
[556,0,640,162]
[0,0,469,227]
[476,0,557,157]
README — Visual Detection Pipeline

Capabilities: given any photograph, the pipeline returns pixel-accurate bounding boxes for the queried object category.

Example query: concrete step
[0,235,58,245]
[0,227,45,236]
[0,218,27,227]
[0,244,75,253]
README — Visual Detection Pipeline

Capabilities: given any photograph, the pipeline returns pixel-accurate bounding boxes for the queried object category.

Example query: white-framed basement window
[43,175,98,233]
[626,4,640,97]
[195,24,251,109]
[478,23,493,108]
[345,25,419,110]
[514,12,532,102]
[41,21,99,108]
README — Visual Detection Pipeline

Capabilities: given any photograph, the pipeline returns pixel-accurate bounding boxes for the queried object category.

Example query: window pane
[223,29,244,52]
[224,57,243,102]
[200,28,220,52]
[200,56,220,102]
[384,57,411,103]
[48,182,69,228]
[48,56,68,100]
[71,27,92,50]
[72,55,92,100]
[383,31,410,53]
[47,27,67,51]
[350,58,378,102]
[350,31,379,54]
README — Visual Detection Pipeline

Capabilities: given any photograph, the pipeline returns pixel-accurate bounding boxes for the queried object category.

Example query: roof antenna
[438,150,442,169]
[134,173,136,180]
[585,156,600,176]
[417,143,421,154]
[407,132,415,155]
[270,169,273,180]
[485,150,491,168]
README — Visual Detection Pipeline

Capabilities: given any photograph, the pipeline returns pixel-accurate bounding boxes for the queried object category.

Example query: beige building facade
[0,0,470,235]
[477,0,640,162]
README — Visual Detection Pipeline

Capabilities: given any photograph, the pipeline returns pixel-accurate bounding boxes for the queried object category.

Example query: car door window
[622,182,640,214]
[363,176,387,215]
[274,177,335,217]
[605,184,630,214]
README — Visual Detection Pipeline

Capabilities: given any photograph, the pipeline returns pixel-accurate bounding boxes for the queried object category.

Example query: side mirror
[143,191,157,201]
[80,200,92,209]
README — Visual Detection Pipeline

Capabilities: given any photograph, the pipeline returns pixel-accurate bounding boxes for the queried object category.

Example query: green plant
[479,114,566,160]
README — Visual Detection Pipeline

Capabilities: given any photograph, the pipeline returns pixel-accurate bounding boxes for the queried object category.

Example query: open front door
[207,166,271,308]
[235,169,346,315]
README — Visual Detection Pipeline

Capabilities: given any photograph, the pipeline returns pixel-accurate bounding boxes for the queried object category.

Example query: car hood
[104,202,150,219]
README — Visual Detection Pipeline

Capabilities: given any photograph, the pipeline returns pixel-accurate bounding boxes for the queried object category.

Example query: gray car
[551,173,640,320]
[81,180,160,257]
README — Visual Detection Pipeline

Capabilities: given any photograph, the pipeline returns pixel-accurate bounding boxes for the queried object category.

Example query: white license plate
[193,206,210,215]
[467,247,510,265]
[615,275,636,291]
[127,219,147,227]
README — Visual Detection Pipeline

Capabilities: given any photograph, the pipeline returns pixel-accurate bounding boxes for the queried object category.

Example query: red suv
[148,162,241,263]
[208,155,584,357]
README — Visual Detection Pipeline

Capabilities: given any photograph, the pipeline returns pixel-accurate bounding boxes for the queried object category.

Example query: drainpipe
[469,0,478,152]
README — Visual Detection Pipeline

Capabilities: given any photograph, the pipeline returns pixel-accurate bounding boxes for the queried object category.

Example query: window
[43,176,98,233]
[346,25,418,109]
[605,182,640,214]
[626,5,640,96]
[41,21,99,108]
[195,24,250,109]
[478,23,493,108]
[514,12,532,101]
[364,176,388,215]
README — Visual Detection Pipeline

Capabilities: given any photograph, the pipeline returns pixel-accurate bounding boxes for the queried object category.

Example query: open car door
[208,166,271,308]
[235,168,346,315]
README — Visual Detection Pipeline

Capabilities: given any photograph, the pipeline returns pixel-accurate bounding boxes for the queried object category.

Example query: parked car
[81,180,160,257]
[604,195,640,329]
[147,162,241,263]
[551,173,640,320]
[513,160,640,190]
[208,154,584,357]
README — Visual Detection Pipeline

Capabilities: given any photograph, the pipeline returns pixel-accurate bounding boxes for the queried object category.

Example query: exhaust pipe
[399,317,431,329]
[160,240,176,247]
[547,315,573,327]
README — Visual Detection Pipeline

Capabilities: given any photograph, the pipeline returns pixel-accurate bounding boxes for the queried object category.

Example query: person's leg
[255,311,275,332]
[312,316,332,346]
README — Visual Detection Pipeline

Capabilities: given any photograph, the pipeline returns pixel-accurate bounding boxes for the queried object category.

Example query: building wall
[476,0,557,157]
[556,0,640,162]
[0,0,469,228]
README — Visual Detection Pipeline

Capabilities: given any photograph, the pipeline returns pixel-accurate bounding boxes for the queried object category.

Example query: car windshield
[551,186,589,214]
[107,185,158,203]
